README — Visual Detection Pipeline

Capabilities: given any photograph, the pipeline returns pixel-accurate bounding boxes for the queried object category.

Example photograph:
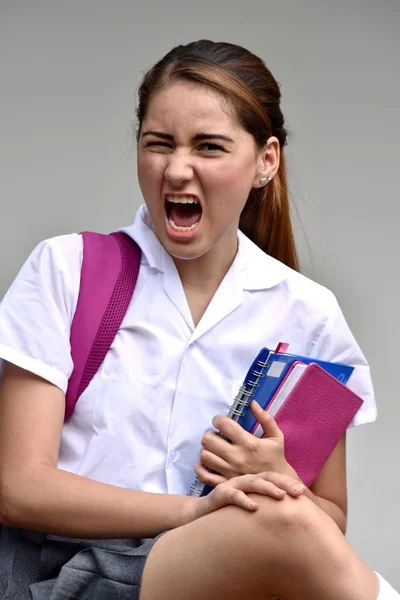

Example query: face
[137,80,270,263]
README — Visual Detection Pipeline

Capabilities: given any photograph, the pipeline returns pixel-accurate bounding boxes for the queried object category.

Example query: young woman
[0,40,397,599]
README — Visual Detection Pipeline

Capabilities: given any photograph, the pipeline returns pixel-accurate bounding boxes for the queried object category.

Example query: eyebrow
[142,131,234,143]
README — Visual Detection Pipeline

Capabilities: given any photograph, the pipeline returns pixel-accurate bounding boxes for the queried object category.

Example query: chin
[164,240,209,262]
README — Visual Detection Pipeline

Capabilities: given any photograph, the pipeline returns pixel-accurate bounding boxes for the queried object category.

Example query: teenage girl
[0,40,398,599]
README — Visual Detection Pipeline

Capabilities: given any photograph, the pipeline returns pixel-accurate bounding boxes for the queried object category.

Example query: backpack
[65,231,141,420]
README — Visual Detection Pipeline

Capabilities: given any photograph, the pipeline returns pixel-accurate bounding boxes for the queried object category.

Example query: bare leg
[140,494,379,600]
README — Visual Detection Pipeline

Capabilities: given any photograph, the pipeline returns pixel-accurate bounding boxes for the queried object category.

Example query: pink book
[271,363,363,486]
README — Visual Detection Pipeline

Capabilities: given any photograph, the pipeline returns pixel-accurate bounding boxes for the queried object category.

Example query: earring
[259,176,272,185]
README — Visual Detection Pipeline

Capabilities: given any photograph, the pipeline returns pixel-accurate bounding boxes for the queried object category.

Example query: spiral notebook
[188,345,362,496]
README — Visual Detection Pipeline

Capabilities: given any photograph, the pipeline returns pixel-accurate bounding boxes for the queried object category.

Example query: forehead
[142,80,243,134]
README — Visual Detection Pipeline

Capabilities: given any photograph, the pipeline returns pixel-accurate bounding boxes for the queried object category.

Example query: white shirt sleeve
[311,292,377,427]
[0,234,83,392]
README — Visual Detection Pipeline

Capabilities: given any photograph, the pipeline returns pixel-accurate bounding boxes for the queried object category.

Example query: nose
[164,152,194,186]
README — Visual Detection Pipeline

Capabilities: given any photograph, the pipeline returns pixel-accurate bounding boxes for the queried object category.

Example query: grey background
[1,0,399,587]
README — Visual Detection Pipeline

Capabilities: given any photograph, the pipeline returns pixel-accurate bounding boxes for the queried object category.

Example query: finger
[200,486,258,518]
[258,471,306,496]
[199,449,232,478]
[194,462,228,487]
[234,476,288,499]
[250,402,283,439]
[201,429,237,463]
[223,488,259,511]
[211,415,255,447]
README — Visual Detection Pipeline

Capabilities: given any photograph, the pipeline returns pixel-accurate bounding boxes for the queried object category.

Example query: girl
[0,40,397,599]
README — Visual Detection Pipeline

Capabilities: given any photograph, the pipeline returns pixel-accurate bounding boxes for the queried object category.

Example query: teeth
[166,196,199,204]
[169,219,199,232]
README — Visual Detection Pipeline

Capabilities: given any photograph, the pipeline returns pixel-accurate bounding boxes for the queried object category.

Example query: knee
[249,493,319,536]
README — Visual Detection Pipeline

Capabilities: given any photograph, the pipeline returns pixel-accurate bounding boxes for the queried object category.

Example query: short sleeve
[0,234,83,392]
[311,293,377,427]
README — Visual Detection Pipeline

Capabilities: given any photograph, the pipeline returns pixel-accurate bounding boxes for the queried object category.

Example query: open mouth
[165,195,202,232]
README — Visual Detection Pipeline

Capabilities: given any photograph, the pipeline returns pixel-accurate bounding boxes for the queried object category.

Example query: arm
[195,403,348,533]
[0,363,195,538]
[0,364,305,539]
[276,433,347,533]
[301,435,347,533]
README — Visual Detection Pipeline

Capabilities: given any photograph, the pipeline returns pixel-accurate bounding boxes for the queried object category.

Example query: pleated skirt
[0,525,162,600]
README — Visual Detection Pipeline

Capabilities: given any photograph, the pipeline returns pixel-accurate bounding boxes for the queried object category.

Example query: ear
[253,136,280,188]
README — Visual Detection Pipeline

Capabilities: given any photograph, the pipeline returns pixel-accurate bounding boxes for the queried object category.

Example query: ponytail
[239,152,299,271]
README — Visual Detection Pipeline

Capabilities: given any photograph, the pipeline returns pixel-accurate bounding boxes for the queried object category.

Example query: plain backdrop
[1,0,399,587]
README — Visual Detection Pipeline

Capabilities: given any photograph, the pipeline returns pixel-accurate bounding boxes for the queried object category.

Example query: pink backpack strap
[65,231,141,420]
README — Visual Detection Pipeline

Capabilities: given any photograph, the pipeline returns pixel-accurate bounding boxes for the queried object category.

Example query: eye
[144,141,172,149]
[199,142,225,152]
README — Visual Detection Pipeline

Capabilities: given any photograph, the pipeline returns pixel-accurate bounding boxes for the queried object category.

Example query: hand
[194,401,294,487]
[190,471,306,522]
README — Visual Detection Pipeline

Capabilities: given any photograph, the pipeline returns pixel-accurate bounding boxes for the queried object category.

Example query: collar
[119,205,167,271]
[237,230,291,291]
[120,204,290,290]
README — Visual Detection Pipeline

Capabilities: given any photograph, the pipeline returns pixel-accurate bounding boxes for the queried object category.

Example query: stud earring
[259,176,272,185]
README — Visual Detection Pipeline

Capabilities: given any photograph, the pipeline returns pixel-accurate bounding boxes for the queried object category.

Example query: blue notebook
[237,350,353,434]
[187,346,354,497]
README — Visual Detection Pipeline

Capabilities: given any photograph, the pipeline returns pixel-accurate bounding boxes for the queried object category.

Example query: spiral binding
[187,353,272,497]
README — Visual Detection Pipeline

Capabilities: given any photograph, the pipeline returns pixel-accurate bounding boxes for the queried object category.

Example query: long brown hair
[136,40,299,271]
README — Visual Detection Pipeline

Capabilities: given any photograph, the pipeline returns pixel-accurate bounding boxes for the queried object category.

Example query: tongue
[169,203,202,227]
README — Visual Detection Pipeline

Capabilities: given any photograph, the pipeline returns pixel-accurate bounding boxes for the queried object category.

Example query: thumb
[250,401,282,439]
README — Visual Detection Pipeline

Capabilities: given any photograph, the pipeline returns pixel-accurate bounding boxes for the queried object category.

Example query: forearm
[1,465,197,538]
[302,488,347,533]
[281,463,347,533]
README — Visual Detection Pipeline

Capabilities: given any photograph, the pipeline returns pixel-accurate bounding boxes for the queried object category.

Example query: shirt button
[170,450,176,461]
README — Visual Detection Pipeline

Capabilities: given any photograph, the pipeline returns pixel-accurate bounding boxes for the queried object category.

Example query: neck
[173,234,239,326]
[174,236,238,292]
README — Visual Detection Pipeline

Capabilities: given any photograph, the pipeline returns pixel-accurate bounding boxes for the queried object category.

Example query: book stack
[188,344,363,496]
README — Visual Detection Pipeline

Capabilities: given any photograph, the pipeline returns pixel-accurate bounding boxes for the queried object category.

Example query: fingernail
[276,489,287,496]
[293,485,306,493]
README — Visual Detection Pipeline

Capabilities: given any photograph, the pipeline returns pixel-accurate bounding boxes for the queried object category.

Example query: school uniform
[0,204,391,599]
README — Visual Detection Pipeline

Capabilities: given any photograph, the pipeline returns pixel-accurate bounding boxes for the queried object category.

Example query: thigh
[140,494,380,600]
[140,496,302,600]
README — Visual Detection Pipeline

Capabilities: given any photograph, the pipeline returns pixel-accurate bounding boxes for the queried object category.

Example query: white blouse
[0,205,377,495]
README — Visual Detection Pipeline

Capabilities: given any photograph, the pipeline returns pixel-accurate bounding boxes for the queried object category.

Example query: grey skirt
[0,525,163,600]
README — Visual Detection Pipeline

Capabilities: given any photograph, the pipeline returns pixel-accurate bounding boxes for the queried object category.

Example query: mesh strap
[65,232,141,420]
